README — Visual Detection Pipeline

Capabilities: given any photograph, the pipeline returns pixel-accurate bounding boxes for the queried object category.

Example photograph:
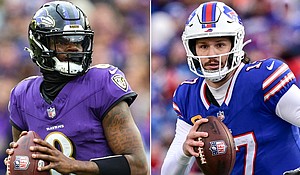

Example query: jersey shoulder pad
[175,77,201,98]
[88,64,119,74]
[87,64,124,80]
[87,64,130,92]
[12,76,41,95]
[244,58,296,102]
[245,58,281,72]
[244,58,294,82]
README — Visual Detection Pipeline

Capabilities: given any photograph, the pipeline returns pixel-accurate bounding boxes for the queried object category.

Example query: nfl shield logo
[47,107,56,118]
[14,156,30,170]
[209,140,227,156]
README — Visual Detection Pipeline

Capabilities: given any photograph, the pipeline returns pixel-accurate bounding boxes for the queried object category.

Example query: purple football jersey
[9,64,137,161]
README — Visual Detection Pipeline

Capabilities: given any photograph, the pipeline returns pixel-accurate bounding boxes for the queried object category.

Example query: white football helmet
[182,1,250,82]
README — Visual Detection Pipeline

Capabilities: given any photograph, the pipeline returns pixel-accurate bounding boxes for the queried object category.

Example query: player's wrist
[71,160,99,175]
[91,155,130,175]
[182,148,192,157]
[177,146,193,165]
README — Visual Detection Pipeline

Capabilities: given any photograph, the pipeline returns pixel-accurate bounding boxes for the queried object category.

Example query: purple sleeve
[89,65,137,120]
[9,86,28,131]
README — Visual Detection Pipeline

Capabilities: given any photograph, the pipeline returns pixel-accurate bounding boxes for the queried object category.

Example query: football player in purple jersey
[161,1,300,175]
[4,1,148,175]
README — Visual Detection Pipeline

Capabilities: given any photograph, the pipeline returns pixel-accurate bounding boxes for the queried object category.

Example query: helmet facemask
[187,35,250,82]
[43,31,92,76]
[188,49,240,82]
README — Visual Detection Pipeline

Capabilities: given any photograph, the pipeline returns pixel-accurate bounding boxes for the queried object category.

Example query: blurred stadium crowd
[151,0,300,174]
[0,0,149,173]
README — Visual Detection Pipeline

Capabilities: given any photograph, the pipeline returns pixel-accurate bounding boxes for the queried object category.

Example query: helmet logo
[35,16,55,28]
[223,6,242,24]
[186,9,197,26]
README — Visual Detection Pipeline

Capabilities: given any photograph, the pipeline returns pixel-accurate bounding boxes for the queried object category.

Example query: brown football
[194,116,236,175]
[7,131,50,175]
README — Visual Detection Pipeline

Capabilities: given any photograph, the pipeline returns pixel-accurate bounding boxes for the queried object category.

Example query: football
[7,131,49,175]
[194,116,236,175]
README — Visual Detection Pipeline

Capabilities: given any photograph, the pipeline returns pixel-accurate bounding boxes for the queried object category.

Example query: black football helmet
[26,1,94,76]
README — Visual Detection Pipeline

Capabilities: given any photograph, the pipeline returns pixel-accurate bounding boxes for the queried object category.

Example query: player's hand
[183,118,209,157]
[30,138,76,174]
[4,142,17,166]
[4,131,28,165]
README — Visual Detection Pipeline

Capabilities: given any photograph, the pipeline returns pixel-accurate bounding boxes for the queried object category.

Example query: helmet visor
[49,34,92,52]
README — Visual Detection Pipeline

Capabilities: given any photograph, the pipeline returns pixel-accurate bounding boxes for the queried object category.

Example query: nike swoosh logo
[266,61,275,70]
[109,68,118,74]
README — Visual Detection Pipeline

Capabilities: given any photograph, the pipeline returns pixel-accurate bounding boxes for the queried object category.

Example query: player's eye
[56,37,70,45]
[196,44,208,50]
[216,43,225,48]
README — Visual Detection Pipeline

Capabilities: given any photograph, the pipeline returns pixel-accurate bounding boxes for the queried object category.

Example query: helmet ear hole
[188,39,197,56]
[230,37,235,50]
[188,39,201,71]
[192,58,200,70]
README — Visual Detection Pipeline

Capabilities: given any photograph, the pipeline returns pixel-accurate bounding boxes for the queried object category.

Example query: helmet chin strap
[204,67,228,82]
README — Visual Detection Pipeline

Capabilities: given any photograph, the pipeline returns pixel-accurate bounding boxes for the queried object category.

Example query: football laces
[6,156,11,173]
[197,137,207,164]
